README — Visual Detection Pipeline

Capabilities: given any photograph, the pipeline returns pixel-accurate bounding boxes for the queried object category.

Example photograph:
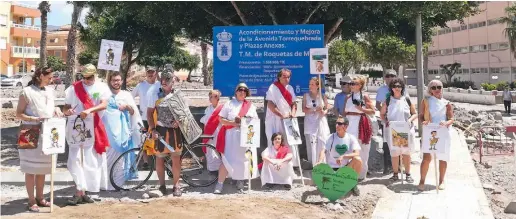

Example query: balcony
[11,3,41,18]
[10,23,41,38]
[11,46,40,59]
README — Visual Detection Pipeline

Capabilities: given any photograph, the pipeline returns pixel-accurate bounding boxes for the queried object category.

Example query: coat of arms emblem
[216,30,232,62]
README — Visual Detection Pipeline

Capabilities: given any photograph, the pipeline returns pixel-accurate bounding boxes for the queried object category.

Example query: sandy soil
[2,197,348,219]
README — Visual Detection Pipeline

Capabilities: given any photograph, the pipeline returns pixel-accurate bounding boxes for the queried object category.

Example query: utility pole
[416,13,424,136]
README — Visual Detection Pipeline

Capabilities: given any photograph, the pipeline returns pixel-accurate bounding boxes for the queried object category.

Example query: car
[0,75,8,81]
[1,74,31,87]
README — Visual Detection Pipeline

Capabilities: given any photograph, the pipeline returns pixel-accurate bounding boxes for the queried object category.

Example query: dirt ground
[2,197,347,219]
[472,153,516,219]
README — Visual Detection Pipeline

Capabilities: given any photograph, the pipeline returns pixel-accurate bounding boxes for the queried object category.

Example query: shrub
[480,83,497,91]
[495,81,509,91]
[444,78,476,89]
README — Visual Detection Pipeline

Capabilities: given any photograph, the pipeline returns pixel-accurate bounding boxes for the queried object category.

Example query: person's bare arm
[16,93,44,122]
[408,103,418,123]
[220,116,238,126]
[376,101,382,113]
[380,103,387,121]
[280,153,293,163]
[302,94,311,114]
[267,101,284,118]
[291,102,297,117]
[83,100,108,114]
[317,148,326,164]
[147,108,156,131]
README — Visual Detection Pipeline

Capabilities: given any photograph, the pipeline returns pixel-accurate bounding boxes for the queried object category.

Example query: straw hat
[82,64,97,77]
[235,82,251,97]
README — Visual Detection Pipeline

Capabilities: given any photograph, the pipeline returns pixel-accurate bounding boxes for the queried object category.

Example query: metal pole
[416,13,424,136]
[22,15,26,73]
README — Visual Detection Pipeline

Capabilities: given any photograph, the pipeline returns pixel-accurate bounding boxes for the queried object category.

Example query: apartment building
[0,1,41,76]
[404,1,516,87]
[46,24,84,70]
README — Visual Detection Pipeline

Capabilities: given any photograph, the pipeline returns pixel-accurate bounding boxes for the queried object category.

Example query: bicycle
[109,125,221,191]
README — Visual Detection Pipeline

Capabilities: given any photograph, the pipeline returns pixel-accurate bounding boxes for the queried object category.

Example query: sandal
[390,173,399,181]
[36,198,51,207]
[27,203,40,212]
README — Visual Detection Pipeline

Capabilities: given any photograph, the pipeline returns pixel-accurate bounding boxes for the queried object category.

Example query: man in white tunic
[104,72,143,190]
[265,68,298,167]
[63,64,111,205]
[131,69,159,169]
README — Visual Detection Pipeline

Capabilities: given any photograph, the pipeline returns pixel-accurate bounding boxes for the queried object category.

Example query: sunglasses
[340,82,349,85]
[336,122,348,126]
[209,95,219,99]
[431,86,442,90]
[392,85,403,89]
[83,75,95,80]
[311,99,316,108]
[348,82,357,86]
[237,88,248,92]
[385,75,396,78]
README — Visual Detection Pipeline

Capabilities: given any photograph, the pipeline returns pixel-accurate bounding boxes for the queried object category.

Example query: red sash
[273,81,293,106]
[215,100,251,154]
[202,104,223,153]
[258,145,290,170]
[73,81,109,154]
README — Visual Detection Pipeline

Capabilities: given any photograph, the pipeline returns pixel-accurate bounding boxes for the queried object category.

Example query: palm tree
[65,1,86,88]
[501,5,516,59]
[201,42,211,86]
[38,1,50,68]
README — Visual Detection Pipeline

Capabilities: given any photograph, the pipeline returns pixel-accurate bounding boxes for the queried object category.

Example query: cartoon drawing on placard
[283,118,302,145]
[50,128,59,148]
[106,48,115,65]
[429,131,439,150]
[246,125,255,144]
[391,129,409,148]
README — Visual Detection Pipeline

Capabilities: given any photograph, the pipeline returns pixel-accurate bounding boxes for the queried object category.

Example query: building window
[501,67,510,74]
[490,67,501,74]
[489,42,510,51]
[55,51,61,57]
[487,18,502,26]
[469,21,487,29]
[461,25,468,31]
[452,26,461,32]
[470,44,487,52]
[440,49,452,55]
[50,38,58,43]
[471,68,488,74]
[453,46,469,54]
[462,68,469,74]
[428,69,439,75]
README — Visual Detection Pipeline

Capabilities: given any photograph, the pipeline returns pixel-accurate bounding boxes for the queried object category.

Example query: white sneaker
[213,182,224,194]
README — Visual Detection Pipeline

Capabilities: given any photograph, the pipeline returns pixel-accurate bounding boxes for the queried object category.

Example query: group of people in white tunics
[16,65,455,211]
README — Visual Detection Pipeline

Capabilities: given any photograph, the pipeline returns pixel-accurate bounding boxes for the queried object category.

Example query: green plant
[495,81,509,91]
[481,83,497,91]
[444,78,476,89]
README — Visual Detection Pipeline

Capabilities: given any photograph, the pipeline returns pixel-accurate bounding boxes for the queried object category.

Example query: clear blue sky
[18,1,89,27]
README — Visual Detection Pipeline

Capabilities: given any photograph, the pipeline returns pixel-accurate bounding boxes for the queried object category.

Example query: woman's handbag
[17,123,42,149]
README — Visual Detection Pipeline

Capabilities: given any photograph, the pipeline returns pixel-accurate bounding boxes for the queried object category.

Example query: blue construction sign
[213,24,325,97]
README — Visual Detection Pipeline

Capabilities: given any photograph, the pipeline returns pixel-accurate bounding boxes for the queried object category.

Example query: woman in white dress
[200,90,223,172]
[380,78,416,183]
[302,77,330,166]
[16,67,63,212]
[260,132,295,189]
[213,83,259,194]
[418,80,454,191]
[343,75,375,180]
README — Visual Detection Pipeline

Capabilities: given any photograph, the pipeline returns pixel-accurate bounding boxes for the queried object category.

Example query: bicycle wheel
[109,148,155,191]
[180,143,220,187]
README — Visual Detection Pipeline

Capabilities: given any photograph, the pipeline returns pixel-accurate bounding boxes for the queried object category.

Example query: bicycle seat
[199,134,214,139]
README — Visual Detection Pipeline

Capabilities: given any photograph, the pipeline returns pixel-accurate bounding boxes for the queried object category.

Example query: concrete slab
[505,201,516,214]
[371,128,495,219]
